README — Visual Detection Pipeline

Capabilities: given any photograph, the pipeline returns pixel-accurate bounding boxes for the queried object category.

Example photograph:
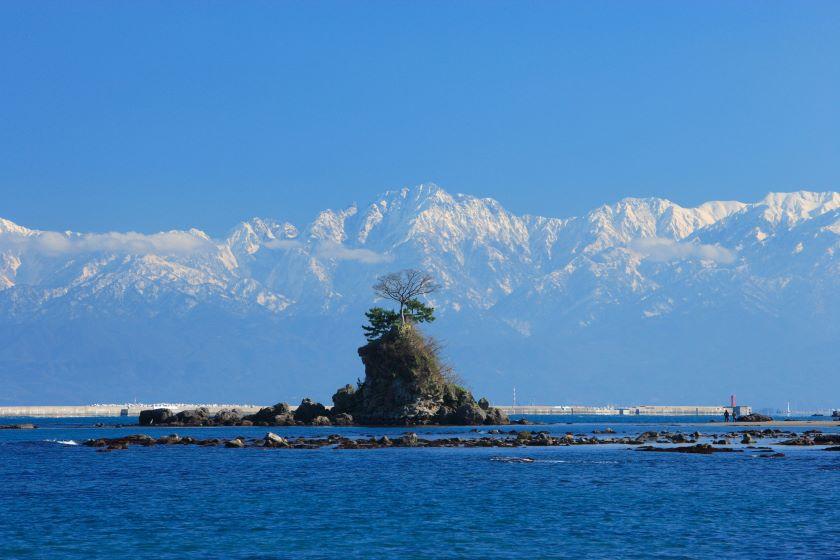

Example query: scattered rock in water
[637,444,741,454]
[85,427,830,454]
[264,432,289,448]
[491,456,535,463]
[758,452,785,458]
[0,423,36,429]
[824,446,840,452]
[779,436,814,446]
[741,434,754,444]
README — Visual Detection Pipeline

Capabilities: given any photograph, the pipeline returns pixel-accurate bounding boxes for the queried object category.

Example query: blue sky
[1,1,838,235]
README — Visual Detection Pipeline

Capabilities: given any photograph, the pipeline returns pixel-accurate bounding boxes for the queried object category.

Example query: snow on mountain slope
[1,185,838,405]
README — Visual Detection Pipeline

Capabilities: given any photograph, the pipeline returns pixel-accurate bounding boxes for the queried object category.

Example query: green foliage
[362,299,436,341]
[362,307,399,341]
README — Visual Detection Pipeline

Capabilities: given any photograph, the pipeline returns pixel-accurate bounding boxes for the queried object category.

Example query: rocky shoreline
[138,324,515,428]
[83,427,840,453]
[139,399,514,429]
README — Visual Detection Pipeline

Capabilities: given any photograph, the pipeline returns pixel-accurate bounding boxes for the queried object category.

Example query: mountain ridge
[1,185,838,407]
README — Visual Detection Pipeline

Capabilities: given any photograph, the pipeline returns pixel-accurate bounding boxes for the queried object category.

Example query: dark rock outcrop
[735,413,773,422]
[332,413,354,426]
[311,415,332,426]
[138,408,173,426]
[637,444,741,454]
[347,325,508,425]
[214,409,243,425]
[331,385,357,415]
[243,403,292,424]
[0,423,37,429]
[294,399,329,423]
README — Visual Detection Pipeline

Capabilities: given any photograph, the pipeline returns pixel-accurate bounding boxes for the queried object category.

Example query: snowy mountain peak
[226,217,299,255]
[756,191,840,225]
[0,217,33,236]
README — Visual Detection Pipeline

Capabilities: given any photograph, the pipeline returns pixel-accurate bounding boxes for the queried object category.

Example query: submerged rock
[637,444,741,454]
[780,436,814,446]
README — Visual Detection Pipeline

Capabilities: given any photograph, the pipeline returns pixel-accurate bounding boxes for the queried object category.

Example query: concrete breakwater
[0,403,752,418]
[497,405,753,416]
[0,405,264,418]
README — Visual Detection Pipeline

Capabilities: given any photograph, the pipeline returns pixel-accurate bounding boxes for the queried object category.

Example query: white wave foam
[46,439,78,446]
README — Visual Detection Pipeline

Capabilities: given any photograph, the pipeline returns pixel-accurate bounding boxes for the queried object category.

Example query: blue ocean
[1,416,838,559]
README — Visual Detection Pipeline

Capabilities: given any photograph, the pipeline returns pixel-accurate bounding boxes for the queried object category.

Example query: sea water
[1,416,838,559]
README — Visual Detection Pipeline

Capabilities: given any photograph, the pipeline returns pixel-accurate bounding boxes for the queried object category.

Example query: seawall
[0,405,264,418]
[497,405,752,416]
[0,403,751,418]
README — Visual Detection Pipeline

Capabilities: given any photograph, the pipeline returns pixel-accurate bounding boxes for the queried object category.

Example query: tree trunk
[399,301,405,325]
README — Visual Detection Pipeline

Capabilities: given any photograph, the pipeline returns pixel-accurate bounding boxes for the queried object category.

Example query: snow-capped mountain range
[2,185,838,407]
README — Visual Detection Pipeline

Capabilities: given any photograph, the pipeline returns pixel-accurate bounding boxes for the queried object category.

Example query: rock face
[343,325,508,425]
[138,408,173,426]
[294,399,329,423]
[137,407,244,427]
[243,402,294,424]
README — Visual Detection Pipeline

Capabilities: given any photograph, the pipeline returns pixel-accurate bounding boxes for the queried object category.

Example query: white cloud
[630,237,736,264]
[0,230,216,256]
[315,241,393,264]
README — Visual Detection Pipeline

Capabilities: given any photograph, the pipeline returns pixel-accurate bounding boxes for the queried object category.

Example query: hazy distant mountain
[1,185,838,407]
